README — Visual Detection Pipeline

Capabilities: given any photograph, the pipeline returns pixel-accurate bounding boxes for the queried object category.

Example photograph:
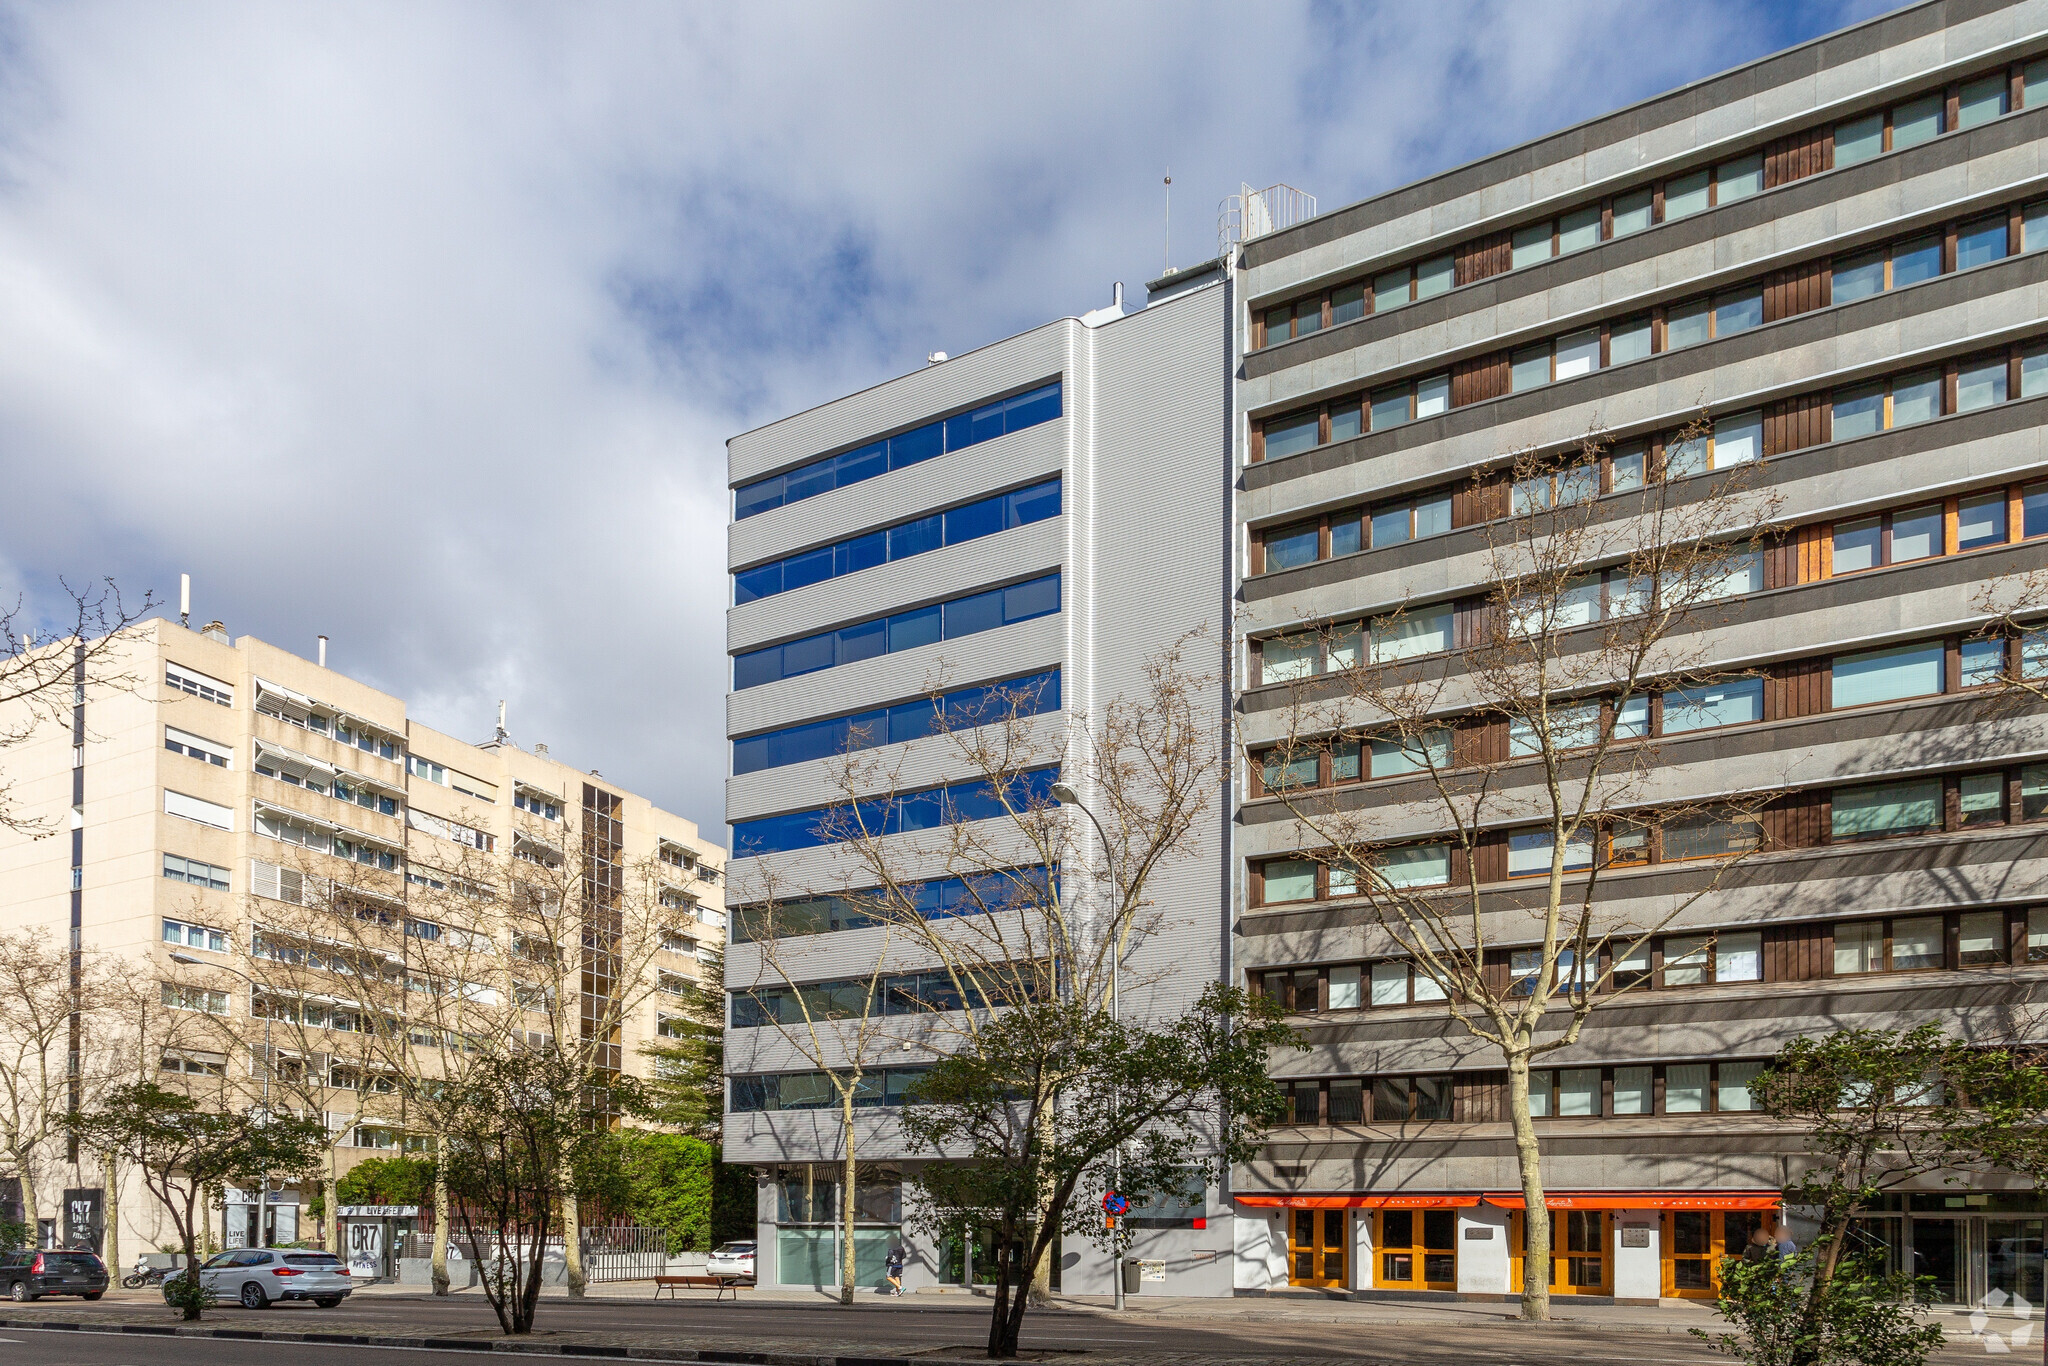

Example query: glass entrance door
[1375,1209,1455,1290]
[1664,1211,1767,1298]
[1510,1210,1611,1294]
[1288,1209,1347,1288]
[1906,1217,1965,1304]
[1986,1220,2044,1309]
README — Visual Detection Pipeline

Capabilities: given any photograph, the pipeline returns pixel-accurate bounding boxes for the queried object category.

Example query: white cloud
[0,0,1881,840]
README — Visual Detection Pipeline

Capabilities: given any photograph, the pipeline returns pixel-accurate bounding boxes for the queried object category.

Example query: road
[0,1293,2000,1365]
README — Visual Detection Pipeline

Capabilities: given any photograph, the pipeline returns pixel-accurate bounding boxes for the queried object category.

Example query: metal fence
[399,1226,666,1282]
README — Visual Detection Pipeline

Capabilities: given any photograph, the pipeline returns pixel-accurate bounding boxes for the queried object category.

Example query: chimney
[317,635,328,668]
[534,743,548,758]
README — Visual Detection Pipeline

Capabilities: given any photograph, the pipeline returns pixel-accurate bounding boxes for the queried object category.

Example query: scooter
[121,1258,180,1289]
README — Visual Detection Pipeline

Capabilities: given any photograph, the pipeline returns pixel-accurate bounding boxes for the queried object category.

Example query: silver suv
[180,1248,353,1309]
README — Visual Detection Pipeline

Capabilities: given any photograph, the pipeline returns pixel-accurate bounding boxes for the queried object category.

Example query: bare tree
[737,635,1220,1320]
[0,581,155,837]
[1249,420,1784,1320]
[727,877,902,1305]
[1971,568,2048,703]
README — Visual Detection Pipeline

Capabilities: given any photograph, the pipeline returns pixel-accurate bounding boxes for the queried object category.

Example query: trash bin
[1121,1257,1142,1294]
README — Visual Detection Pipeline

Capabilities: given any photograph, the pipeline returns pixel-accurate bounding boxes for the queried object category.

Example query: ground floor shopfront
[1235,1192,1809,1303]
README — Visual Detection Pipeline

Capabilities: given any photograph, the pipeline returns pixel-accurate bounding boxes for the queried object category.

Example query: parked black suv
[0,1249,109,1301]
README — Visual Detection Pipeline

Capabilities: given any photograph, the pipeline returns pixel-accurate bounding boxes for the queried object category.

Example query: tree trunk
[1790,1205,1855,1366]
[560,1187,585,1298]
[15,1165,38,1246]
[1027,1233,1051,1307]
[98,1149,118,1275]
[430,1144,451,1295]
[987,1242,1018,1358]
[840,1093,858,1305]
[322,1171,340,1255]
[1506,1051,1551,1322]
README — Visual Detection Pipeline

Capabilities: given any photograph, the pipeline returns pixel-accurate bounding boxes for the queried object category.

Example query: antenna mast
[1163,169,1172,274]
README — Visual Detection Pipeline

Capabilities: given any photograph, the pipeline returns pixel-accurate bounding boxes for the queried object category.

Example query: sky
[0,0,1893,843]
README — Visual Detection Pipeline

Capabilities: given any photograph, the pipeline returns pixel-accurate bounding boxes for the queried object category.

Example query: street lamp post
[1048,781,1125,1311]
[169,953,272,1251]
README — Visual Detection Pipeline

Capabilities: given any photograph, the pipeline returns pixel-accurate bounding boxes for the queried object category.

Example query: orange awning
[1236,1194,1481,1210]
[1482,1192,1783,1211]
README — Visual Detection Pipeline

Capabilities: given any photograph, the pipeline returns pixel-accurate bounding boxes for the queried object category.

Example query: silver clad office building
[724,277,1233,1295]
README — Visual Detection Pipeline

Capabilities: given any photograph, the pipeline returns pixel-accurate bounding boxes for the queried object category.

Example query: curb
[0,1318,973,1366]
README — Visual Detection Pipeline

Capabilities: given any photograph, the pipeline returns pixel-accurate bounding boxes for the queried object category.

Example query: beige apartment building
[0,615,724,1263]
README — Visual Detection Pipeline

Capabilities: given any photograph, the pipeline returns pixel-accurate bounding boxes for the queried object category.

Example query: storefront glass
[1288,1209,1346,1287]
[1375,1209,1452,1289]
[1850,1196,2048,1305]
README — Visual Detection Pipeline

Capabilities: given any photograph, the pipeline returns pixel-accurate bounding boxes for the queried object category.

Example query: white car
[178,1247,354,1309]
[705,1242,756,1280]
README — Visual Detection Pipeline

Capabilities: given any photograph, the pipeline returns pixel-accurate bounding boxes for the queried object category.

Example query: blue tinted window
[1002,576,1060,623]
[945,496,1004,544]
[730,1076,770,1112]
[836,441,887,485]
[887,423,944,469]
[837,532,886,576]
[1003,383,1062,431]
[734,770,1059,855]
[734,382,1061,519]
[733,648,781,691]
[887,605,942,654]
[1008,480,1061,526]
[945,588,1005,638]
[779,634,836,678]
[889,515,942,560]
[1892,237,1941,288]
[838,617,887,665]
[783,546,834,592]
[733,577,1059,688]
[736,479,1060,603]
[889,699,939,745]
[732,734,772,773]
[733,563,781,605]
[1958,218,2009,271]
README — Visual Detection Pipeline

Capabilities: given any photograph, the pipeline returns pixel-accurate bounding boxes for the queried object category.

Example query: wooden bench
[652,1274,751,1303]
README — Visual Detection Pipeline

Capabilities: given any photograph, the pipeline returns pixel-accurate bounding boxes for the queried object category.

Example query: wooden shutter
[1455,231,1512,286]
[1762,260,1831,323]
[1761,790,1827,851]
[1763,126,1831,189]
[1454,716,1506,767]
[1472,832,1508,885]
[1764,393,1831,456]
[1768,657,1828,720]
[1455,1072,1508,1123]
[1792,524,1828,584]
[1453,595,1498,650]
[1764,531,1799,590]
[1451,351,1510,407]
[1453,473,1505,528]
[1764,922,1827,982]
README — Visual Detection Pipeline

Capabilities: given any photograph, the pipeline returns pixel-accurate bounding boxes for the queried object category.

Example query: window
[1832,641,1944,708]
[734,573,1059,689]
[407,755,447,785]
[514,790,561,820]
[734,382,1060,519]
[1610,188,1654,237]
[1660,809,1764,863]
[1891,93,1944,148]
[161,983,228,1015]
[1369,604,1453,663]
[1664,409,1760,476]
[1838,915,1947,973]
[1717,1062,1764,1113]
[1512,462,1598,514]
[1958,73,2009,129]
[1830,503,1946,573]
[1262,409,1320,460]
[1264,521,1321,572]
[1832,779,1943,840]
[1261,859,1318,905]
[162,854,230,892]
[1507,829,1593,878]
[1663,678,1762,734]
[1958,215,2010,272]
[1512,223,1552,269]
[1363,373,1449,433]
[734,670,1058,776]
[1372,1075,1453,1122]
[734,768,1059,857]
[1962,640,2007,689]
[164,727,231,768]
[164,790,232,830]
[1511,344,1552,392]
[165,663,232,707]
[730,1068,930,1112]
[1958,492,2008,550]
[1369,730,1450,778]
[1665,169,1710,220]
[1960,910,2007,965]
[1369,490,1452,547]
[161,918,228,953]
[1264,297,1323,344]
[1376,844,1451,890]
[1665,1063,1710,1114]
[1612,1066,1652,1115]
[1558,205,1601,254]
[1957,356,2010,413]
[1369,256,1452,312]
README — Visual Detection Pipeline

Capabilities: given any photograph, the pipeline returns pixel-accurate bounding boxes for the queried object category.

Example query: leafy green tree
[1697,1250,1943,1366]
[438,1044,619,1336]
[899,984,1300,1360]
[608,1130,713,1254]
[635,942,726,1140]
[336,1154,436,1209]
[1708,1026,1959,1366]
[80,1081,325,1320]
[711,1160,755,1247]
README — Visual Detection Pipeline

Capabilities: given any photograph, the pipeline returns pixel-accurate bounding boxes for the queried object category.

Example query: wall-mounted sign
[338,1206,419,1217]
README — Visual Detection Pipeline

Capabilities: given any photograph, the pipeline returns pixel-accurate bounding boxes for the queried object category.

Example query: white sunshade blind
[164,790,232,830]
[166,726,234,766]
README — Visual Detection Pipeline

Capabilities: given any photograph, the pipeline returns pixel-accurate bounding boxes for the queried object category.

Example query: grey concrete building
[723,277,1233,1295]
[1231,0,2048,1307]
